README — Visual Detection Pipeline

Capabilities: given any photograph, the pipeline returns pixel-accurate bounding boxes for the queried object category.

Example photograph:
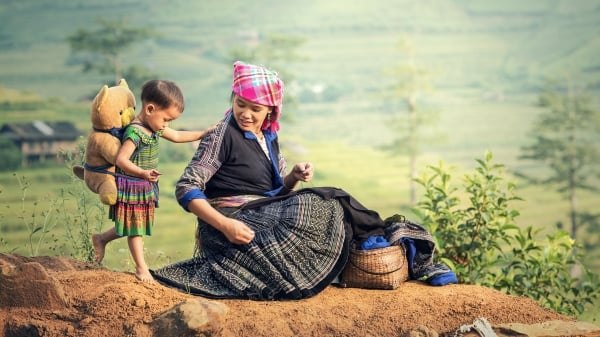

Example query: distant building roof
[0,120,82,141]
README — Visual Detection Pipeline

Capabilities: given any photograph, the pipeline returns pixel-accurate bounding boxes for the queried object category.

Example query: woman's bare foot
[135,267,154,284]
[92,234,106,263]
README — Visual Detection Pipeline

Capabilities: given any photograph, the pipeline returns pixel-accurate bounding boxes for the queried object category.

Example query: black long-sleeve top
[175,111,287,211]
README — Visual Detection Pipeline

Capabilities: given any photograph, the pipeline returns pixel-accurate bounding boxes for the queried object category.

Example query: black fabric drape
[243,186,386,241]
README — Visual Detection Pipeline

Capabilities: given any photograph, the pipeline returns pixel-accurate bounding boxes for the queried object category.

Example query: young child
[92,79,212,283]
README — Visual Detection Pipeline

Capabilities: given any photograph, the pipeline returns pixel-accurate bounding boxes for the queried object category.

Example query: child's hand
[199,122,220,139]
[143,169,162,182]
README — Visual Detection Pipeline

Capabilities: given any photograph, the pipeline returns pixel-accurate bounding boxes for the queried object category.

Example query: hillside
[0,0,599,118]
[2,253,600,337]
[1,0,599,159]
[1,0,599,157]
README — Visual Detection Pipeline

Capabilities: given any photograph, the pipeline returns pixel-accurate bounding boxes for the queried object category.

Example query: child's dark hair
[141,80,185,112]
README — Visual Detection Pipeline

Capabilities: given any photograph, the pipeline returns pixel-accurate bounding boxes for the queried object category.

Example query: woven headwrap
[231,61,284,133]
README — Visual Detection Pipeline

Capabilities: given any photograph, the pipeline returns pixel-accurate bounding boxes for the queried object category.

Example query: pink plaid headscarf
[231,61,284,133]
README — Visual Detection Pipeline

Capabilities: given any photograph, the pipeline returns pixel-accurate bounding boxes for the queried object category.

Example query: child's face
[144,103,181,132]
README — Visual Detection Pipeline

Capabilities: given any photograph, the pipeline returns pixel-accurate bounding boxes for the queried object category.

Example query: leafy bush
[0,135,22,171]
[413,151,599,316]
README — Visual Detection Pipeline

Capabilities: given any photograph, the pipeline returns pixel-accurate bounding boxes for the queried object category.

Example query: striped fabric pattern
[109,125,161,237]
[152,193,347,300]
[109,181,155,236]
[121,126,162,170]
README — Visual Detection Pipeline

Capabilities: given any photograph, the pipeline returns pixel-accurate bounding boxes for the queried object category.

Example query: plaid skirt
[151,192,348,300]
[109,175,158,236]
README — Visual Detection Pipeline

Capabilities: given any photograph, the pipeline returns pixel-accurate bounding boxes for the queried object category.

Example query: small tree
[414,151,599,316]
[0,135,22,171]
[66,18,159,89]
[381,37,439,206]
[519,77,600,241]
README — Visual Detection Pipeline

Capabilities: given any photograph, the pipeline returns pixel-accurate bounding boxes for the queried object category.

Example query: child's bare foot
[92,234,106,263]
[135,267,154,284]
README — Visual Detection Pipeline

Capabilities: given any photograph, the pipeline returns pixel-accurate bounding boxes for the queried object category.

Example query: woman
[151,61,447,299]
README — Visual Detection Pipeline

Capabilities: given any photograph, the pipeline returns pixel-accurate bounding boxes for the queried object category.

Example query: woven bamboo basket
[340,244,409,290]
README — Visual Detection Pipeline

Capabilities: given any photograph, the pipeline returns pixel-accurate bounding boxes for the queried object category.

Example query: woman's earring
[267,113,271,121]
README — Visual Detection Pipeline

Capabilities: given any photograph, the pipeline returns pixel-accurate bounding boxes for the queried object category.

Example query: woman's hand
[292,162,314,182]
[283,162,314,190]
[187,199,255,245]
[220,218,256,244]
[284,162,314,186]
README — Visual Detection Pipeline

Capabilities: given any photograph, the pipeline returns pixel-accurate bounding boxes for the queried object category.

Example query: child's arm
[115,140,161,182]
[161,123,217,143]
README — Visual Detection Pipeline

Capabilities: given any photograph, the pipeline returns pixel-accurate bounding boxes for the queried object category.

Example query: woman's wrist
[283,175,297,190]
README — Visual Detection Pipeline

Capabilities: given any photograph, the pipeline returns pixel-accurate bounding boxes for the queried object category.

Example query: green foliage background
[0,0,599,324]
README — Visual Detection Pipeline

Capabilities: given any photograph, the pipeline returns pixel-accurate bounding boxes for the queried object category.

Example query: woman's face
[232,95,271,134]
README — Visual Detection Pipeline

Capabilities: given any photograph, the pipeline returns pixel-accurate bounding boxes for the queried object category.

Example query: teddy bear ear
[96,85,110,112]
[118,78,129,89]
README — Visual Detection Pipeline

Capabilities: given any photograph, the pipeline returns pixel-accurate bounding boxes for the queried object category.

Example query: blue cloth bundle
[360,236,390,250]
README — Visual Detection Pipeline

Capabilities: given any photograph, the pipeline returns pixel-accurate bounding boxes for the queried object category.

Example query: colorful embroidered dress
[109,123,163,237]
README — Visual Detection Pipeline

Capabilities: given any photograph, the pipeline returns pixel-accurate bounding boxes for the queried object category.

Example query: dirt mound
[1,254,598,337]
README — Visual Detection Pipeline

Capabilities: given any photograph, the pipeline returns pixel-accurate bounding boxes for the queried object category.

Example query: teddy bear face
[90,80,137,130]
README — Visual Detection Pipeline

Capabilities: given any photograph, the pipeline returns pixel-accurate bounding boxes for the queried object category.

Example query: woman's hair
[141,80,185,112]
